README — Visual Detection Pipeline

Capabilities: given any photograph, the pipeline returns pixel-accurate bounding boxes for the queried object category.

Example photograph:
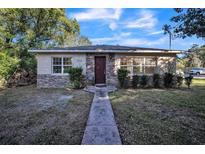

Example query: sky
[66,8,204,50]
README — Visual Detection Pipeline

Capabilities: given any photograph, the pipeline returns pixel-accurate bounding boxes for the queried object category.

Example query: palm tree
[163,24,172,50]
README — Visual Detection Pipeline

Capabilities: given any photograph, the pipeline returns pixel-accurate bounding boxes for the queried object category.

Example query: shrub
[117,68,129,88]
[176,75,183,88]
[184,75,193,89]
[132,75,140,88]
[0,52,19,81]
[68,67,85,89]
[153,73,161,88]
[140,75,148,88]
[164,73,174,88]
[20,56,37,72]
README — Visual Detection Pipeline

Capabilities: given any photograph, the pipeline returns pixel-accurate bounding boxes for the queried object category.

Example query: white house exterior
[29,45,180,88]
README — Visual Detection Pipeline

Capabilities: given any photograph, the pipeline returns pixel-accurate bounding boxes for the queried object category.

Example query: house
[29,45,180,88]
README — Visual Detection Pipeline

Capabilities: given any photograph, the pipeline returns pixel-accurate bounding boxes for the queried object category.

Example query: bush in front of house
[176,75,184,88]
[117,68,129,88]
[184,75,193,89]
[0,52,20,81]
[132,75,140,88]
[153,73,161,88]
[164,72,174,88]
[68,67,85,89]
[140,75,148,88]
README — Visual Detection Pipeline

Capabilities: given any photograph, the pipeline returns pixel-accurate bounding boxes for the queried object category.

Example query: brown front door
[95,56,106,84]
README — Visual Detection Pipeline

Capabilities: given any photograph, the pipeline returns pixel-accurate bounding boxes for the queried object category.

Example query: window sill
[51,74,69,76]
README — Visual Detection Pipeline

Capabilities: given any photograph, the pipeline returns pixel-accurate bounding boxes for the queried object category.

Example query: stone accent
[157,57,176,74]
[86,53,117,86]
[37,74,69,88]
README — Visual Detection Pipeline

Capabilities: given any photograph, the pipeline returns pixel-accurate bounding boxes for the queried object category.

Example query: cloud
[125,10,157,29]
[109,22,118,30]
[71,8,123,21]
[91,32,167,47]
[121,37,167,46]
[91,37,115,44]
[149,30,164,35]
[120,32,131,37]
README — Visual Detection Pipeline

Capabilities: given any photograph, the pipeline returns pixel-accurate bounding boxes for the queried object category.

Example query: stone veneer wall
[86,53,118,86]
[37,74,69,88]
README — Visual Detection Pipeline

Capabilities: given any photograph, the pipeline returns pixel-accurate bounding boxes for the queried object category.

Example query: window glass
[53,66,62,74]
[53,57,62,65]
[145,66,155,74]
[52,57,72,74]
[63,66,72,73]
[120,58,127,66]
[145,58,155,65]
[133,58,143,65]
[120,57,156,75]
[63,57,72,65]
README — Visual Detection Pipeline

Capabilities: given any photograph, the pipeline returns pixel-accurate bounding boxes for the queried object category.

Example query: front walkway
[81,86,122,145]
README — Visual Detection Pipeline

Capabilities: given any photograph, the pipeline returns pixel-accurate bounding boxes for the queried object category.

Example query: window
[144,57,156,74]
[120,57,156,75]
[120,58,132,72]
[52,57,72,74]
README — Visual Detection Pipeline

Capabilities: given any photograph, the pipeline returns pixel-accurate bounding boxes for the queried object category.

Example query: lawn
[0,85,93,144]
[110,79,205,144]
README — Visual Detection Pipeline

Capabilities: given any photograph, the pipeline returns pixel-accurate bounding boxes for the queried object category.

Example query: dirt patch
[0,85,93,144]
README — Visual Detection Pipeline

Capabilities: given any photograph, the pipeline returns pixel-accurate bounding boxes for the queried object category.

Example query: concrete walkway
[81,86,122,145]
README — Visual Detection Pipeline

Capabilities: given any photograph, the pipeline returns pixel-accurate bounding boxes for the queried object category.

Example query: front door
[95,56,106,84]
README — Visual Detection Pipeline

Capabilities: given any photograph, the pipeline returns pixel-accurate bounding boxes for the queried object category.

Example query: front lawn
[0,85,93,144]
[110,79,205,144]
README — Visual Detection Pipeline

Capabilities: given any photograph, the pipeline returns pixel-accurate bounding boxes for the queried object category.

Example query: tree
[0,9,80,70]
[199,46,205,67]
[0,52,19,81]
[63,33,92,47]
[162,24,172,50]
[169,8,205,39]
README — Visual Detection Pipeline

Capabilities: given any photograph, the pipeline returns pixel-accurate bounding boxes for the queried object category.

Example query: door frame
[94,56,106,84]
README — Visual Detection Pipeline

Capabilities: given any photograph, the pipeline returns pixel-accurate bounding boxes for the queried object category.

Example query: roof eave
[28,49,181,54]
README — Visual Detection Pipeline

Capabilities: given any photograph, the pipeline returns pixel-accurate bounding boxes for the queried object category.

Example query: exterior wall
[86,53,117,86]
[36,52,177,88]
[36,53,86,88]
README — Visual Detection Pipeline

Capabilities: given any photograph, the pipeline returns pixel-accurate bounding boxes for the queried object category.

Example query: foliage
[176,75,183,88]
[153,74,161,88]
[68,67,85,89]
[132,75,140,88]
[63,33,92,47]
[166,8,205,39]
[199,46,205,67]
[117,69,129,88]
[140,75,148,88]
[0,9,81,78]
[164,73,174,88]
[184,75,193,89]
[0,52,19,80]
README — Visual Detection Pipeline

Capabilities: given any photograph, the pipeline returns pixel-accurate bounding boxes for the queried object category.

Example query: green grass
[0,85,93,144]
[110,79,205,144]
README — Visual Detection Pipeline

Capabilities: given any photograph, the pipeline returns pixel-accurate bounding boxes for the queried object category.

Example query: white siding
[36,53,86,75]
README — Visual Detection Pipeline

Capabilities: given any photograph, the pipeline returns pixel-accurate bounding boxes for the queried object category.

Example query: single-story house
[29,45,181,88]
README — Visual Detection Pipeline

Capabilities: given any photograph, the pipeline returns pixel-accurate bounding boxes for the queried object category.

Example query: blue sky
[66,8,204,50]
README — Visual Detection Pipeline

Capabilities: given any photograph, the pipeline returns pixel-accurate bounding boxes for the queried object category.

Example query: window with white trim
[52,57,72,74]
[120,57,156,75]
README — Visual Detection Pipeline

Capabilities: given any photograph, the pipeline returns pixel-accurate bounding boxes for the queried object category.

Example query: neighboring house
[29,45,180,88]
